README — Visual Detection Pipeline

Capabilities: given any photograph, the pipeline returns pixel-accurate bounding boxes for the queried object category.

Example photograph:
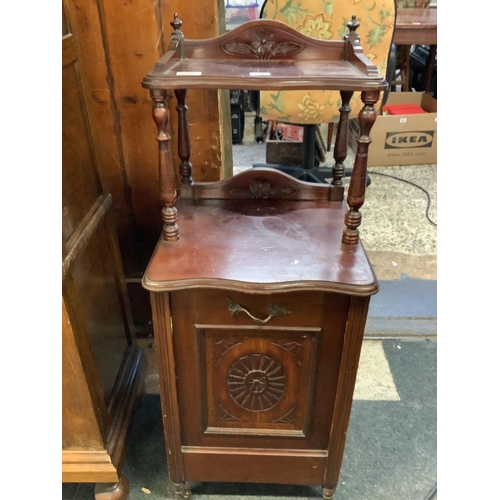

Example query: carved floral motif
[228,354,286,411]
[222,29,304,60]
[229,179,298,199]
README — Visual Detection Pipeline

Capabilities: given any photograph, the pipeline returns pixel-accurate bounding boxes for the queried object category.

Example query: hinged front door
[170,289,350,451]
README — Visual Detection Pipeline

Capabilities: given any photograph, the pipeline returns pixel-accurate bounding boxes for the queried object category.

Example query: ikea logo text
[385,131,434,149]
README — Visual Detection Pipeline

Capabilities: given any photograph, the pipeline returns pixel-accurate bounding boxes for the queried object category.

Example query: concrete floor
[63,113,437,500]
[63,339,437,500]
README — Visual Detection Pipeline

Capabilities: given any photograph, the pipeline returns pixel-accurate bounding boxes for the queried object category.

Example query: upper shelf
[142,15,388,92]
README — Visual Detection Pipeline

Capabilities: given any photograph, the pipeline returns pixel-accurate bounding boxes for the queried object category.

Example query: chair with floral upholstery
[253,0,396,182]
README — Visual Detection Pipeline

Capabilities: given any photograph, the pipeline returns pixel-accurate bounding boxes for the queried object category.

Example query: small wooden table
[393,7,437,93]
[394,8,437,45]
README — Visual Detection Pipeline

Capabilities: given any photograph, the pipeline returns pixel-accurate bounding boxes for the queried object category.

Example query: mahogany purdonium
[142,15,384,500]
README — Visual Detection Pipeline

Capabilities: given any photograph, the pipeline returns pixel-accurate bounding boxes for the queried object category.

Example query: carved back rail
[190,169,332,202]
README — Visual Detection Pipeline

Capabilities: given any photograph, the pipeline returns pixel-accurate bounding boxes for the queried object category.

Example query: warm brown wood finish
[144,17,385,243]
[143,188,377,295]
[94,476,130,500]
[342,90,380,245]
[394,7,437,45]
[143,18,387,92]
[151,89,180,243]
[63,0,231,333]
[150,293,185,485]
[393,7,437,93]
[62,3,146,497]
[143,16,385,498]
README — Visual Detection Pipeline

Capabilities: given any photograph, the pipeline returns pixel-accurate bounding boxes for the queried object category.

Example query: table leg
[424,44,437,94]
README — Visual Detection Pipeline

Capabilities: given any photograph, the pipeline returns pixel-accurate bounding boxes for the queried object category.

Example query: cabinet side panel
[62,299,106,450]
[71,220,130,403]
[324,296,371,491]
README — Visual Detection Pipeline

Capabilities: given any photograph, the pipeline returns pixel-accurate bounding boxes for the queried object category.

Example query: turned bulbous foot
[94,474,130,500]
[171,481,191,499]
[322,486,336,499]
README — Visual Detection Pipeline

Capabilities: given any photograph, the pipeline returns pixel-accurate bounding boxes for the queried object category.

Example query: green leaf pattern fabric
[259,0,395,124]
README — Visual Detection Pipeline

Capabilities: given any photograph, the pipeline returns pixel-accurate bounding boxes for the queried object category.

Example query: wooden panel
[200,327,319,436]
[62,1,70,36]
[62,50,102,244]
[324,296,371,491]
[97,0,164,253]
[191,168,332,201]
[64,0,232,329]
[182,447,326,484]
[150,292,185,484]
[62,298,106,450]
[171,290,349,450]
[63,0,146,487]
[66,0,142,275]
[71,218,131,403]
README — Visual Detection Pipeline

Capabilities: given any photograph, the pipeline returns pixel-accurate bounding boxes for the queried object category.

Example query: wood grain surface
[64,0,231,328]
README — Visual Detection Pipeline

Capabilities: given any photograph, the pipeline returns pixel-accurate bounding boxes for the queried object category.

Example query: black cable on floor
[423,482,437,500]
[367,170,437,227]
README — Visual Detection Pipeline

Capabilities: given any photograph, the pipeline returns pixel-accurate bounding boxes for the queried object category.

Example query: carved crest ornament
[222,28,305,60]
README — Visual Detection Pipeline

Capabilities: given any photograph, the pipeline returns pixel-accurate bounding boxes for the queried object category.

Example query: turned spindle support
[342,90,380,246]
[174,89,193,185]
[151,88,179,242]
[332,90,353,185]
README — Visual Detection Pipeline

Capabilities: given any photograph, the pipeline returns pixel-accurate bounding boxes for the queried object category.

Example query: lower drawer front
[171,289,350,450]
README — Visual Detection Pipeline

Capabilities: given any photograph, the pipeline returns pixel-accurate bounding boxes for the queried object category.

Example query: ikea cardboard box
[349,92,437,166]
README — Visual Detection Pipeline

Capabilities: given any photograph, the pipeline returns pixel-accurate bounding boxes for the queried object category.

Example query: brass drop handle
[227,297,291,324]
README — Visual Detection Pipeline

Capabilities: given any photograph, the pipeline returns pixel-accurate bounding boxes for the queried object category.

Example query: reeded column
[151,88,179,242]
[174,88,193,185]
[342,90,380,245]
[332,90,354,185]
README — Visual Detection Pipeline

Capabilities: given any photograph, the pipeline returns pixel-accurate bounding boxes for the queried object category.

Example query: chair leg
[327,122,334,152]
[401,48,411,92]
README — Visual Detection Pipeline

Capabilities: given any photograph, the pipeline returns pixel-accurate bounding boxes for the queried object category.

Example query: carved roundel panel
[227,353,286,412]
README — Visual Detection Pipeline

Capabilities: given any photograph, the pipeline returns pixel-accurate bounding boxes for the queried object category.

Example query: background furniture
[392,6,437,93]
[253,0,396,179]
[391,0,431,92]
[62,3,146,498]
[141,15,386,499]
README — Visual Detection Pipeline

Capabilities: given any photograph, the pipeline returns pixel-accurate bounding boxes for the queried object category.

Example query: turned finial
[170,13,183,33]
[347,15,359,34]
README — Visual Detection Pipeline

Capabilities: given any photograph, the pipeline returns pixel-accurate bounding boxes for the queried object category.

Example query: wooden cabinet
[62,2,146,498]
[141,16,386,499]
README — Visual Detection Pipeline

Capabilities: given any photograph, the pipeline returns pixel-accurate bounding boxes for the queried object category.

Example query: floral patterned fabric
[259,0,396,124]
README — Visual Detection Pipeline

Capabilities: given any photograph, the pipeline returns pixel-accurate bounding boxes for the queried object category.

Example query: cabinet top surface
[142,19,387,91]
[143,198,377,296]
